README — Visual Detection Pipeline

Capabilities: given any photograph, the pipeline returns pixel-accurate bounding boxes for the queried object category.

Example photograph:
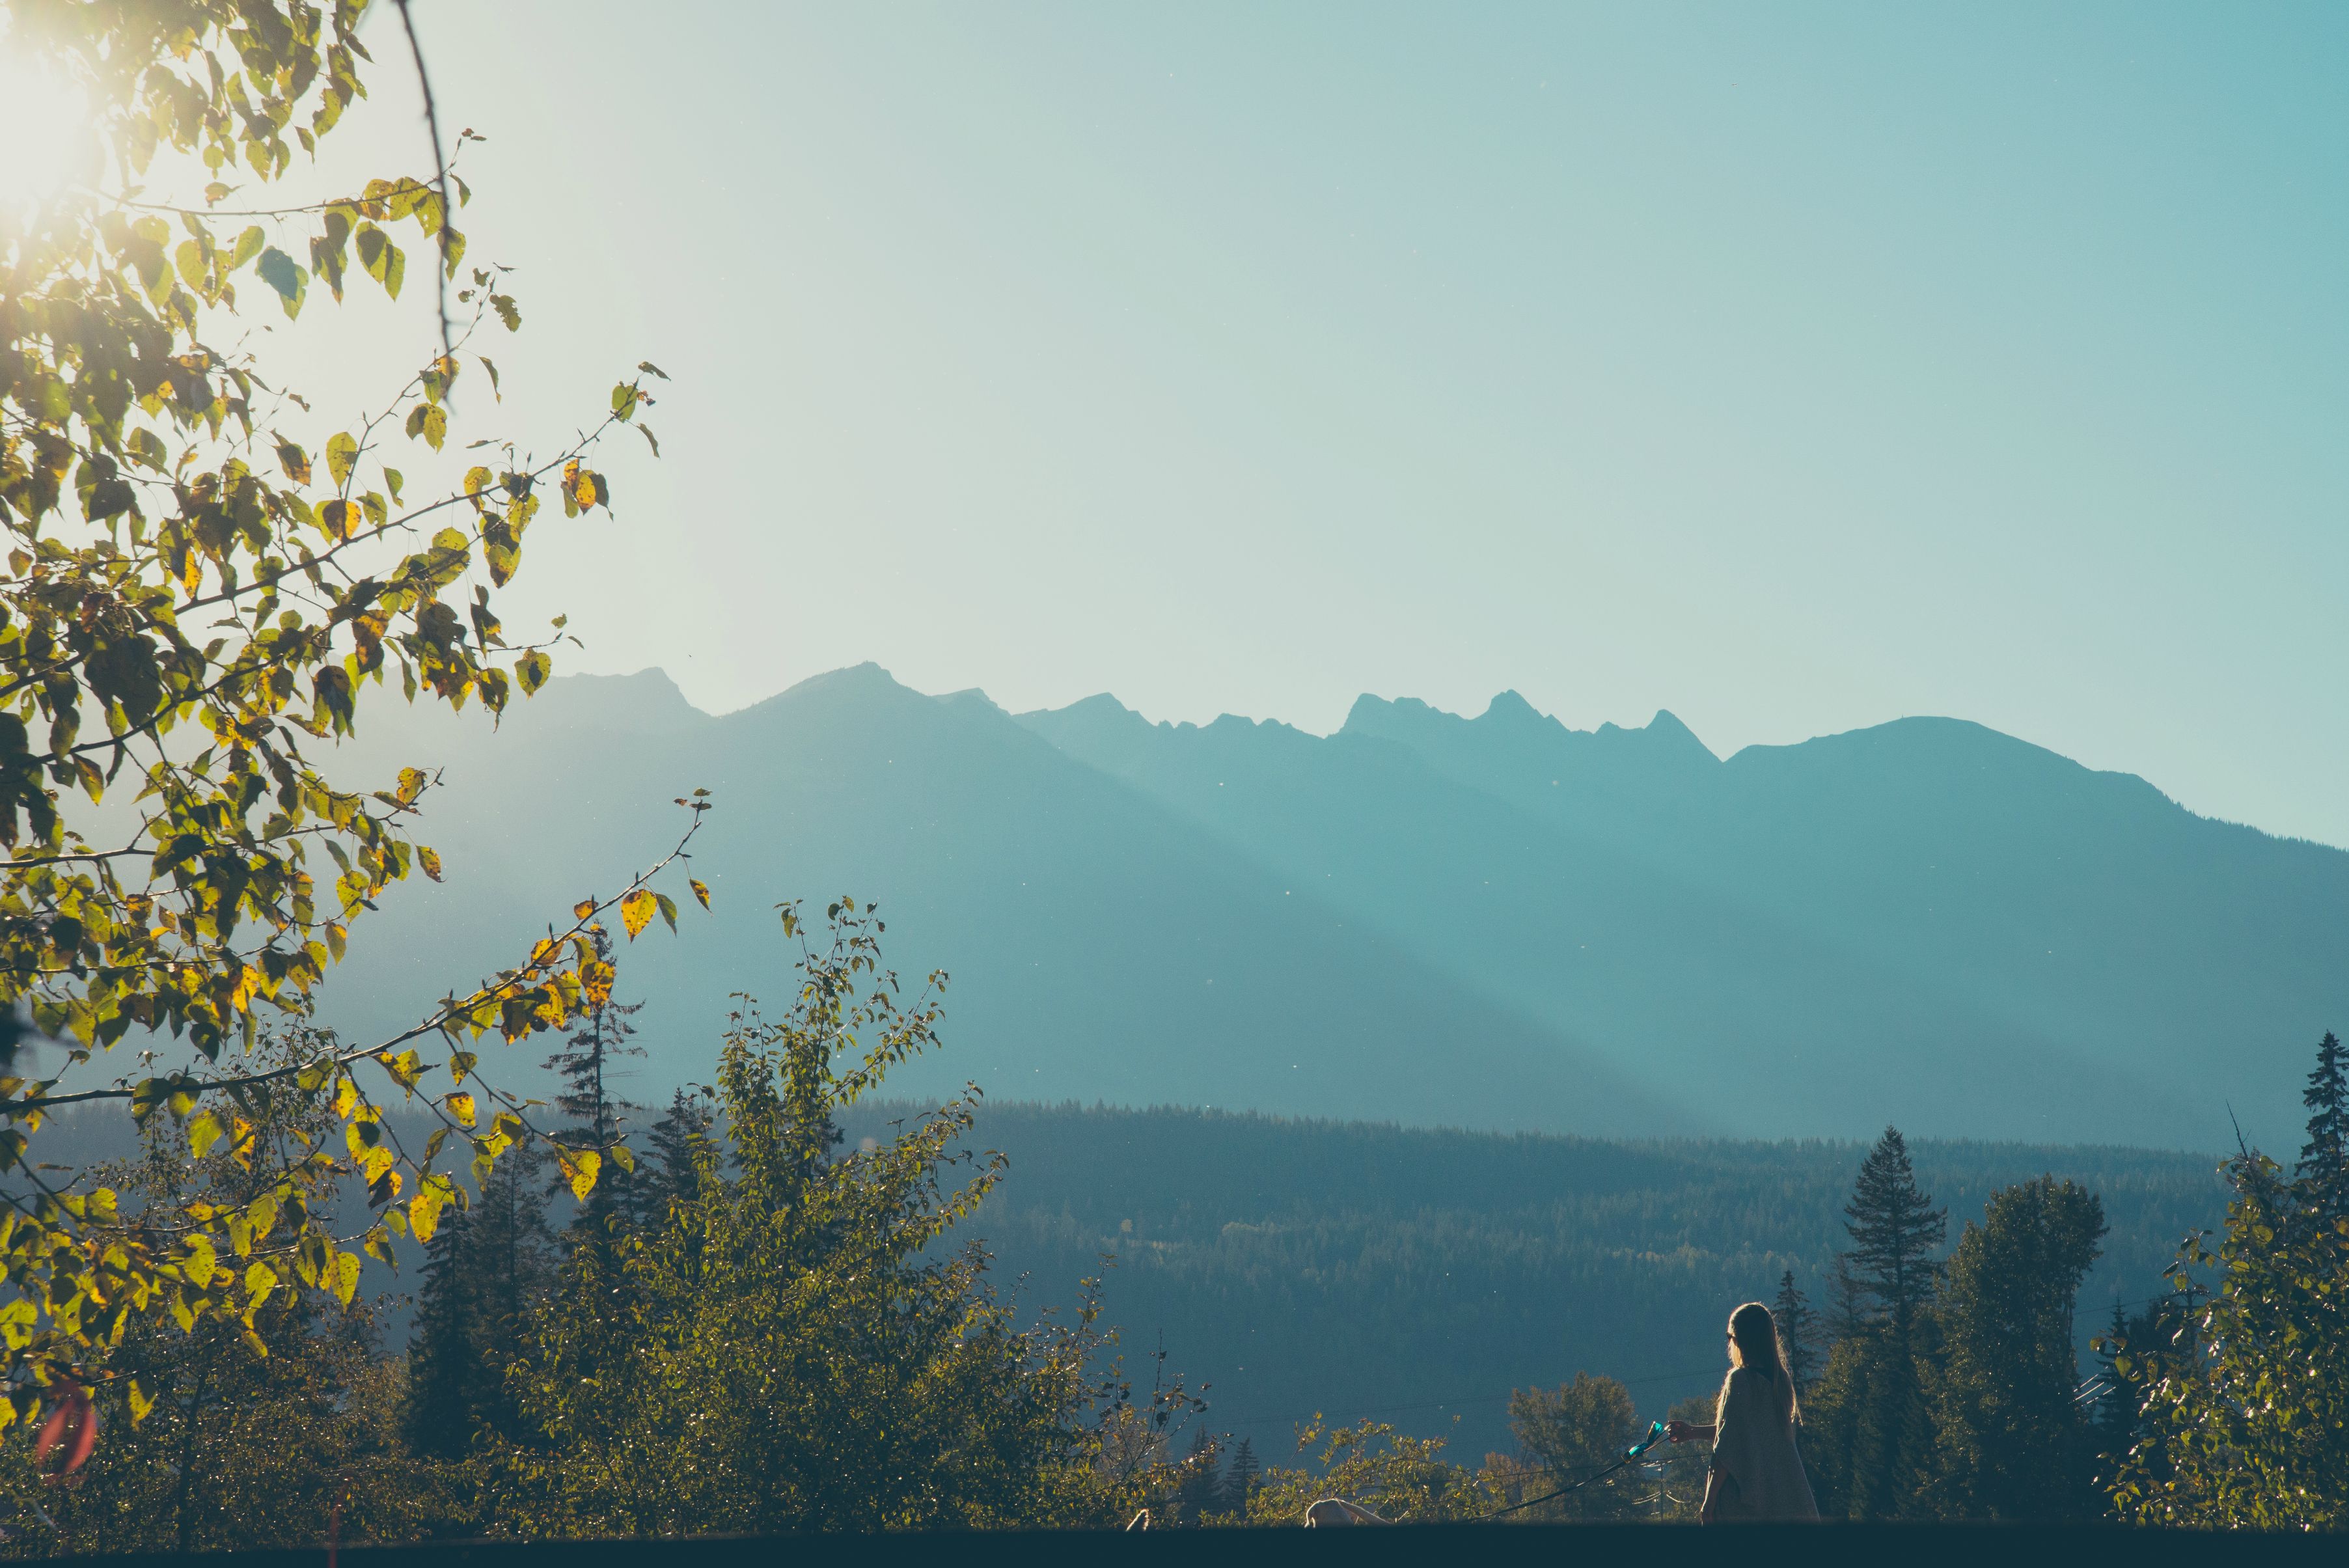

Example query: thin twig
[391,0,455,372]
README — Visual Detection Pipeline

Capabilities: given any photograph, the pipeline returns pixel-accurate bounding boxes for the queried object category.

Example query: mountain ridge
[318,664,2344,1149]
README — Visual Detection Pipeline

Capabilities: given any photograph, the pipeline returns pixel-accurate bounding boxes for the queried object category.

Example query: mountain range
[317,663,2349,1149]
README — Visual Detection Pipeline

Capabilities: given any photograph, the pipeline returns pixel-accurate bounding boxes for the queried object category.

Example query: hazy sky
[137,5,2349,840]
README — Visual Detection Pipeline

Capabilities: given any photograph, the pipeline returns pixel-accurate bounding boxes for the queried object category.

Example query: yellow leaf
[620,888,655,940]
[407,1188,445,1243]
[445,1091,476,1128]
[419,846,443,882]
[332,1252,360,1307]
[566,1149,601,1202]
[689,877,711,911]
[128,1378,154,1425]
[572,898,596,921]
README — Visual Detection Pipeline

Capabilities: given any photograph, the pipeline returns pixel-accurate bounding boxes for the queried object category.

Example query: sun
[0,40,96,218]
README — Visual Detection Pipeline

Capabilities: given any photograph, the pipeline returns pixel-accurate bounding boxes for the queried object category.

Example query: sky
[23,3,2349,843]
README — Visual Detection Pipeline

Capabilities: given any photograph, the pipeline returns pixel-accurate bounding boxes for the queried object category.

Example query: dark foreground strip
[51,1523,2341,1568]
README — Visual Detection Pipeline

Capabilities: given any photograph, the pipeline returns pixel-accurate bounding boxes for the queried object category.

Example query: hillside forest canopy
[0,0,2342,1544]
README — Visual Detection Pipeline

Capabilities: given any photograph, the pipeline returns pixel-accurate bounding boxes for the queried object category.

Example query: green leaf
[325,432,359,488]
[255,247,306,318]
[404,404,448,451]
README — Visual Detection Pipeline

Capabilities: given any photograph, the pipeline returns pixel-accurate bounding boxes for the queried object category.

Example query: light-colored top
[1704,1367,1820,1524]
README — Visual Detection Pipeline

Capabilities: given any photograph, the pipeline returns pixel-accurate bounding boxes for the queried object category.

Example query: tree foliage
[1804,1125,1946,1519]
[1923,1176,2106,1520]
[1500,1371,1643,1520]
[0,0,697,1427]
[2109,1148,2349,1526]
[491,900,1188,1534]
[1241,1418,1495,1525]
[0,1036,447,1550]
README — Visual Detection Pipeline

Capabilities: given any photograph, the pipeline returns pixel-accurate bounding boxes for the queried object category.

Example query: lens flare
[0,44,96,219]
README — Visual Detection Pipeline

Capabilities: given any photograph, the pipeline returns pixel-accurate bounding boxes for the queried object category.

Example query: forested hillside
[310,663,2349,1146]
[834,1100,2227,1459]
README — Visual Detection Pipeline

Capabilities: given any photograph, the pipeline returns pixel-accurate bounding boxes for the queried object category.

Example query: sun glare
[0,43,96,218]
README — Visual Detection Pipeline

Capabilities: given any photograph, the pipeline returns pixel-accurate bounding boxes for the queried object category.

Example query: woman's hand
[1667,1420,1715,1445]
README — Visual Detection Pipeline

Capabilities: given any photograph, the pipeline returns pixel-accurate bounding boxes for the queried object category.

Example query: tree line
[1134,1034,2348,1530]
[7,933,2339,1542]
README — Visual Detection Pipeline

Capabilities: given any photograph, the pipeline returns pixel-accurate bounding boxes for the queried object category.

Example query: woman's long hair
[1718,1300,1798,1428]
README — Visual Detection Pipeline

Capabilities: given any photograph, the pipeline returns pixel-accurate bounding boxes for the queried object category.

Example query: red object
[33,1381,95,1485]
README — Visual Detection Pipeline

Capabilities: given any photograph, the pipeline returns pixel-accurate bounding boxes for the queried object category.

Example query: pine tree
[1774,1268,1820,1396]
[1175,1425,1222,1523]
[1806,1127,1948,1520]
[1219,1436,1261,1515]
[2089,1302,2139,1481]
[1828,1254,1869,1341]
[545,924,646,1231]
[1843,1126,1947,1345]
[642,1086,717,1218]
[402,1148,555,1456]
[402,1205,484,1462]
[2299,1030,2347,1218]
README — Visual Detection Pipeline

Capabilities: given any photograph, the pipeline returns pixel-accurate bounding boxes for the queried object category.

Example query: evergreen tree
[1219,1437,1261,1515]
[643,1086,717,1215]
[1923,1177,2107,1520]
[1175,1425,1222,1523]
[402,1205,485,1463]
[2089,1299,2158,1492]
[402,1149,555,1457]
[1805,1127,1947,1520]
[1773,1268,1820,1396]
[1827,1254,1869,1341]
[2299,1030,2348,1218]
[545,925,647,1231]
[1843,1126,1947,1343]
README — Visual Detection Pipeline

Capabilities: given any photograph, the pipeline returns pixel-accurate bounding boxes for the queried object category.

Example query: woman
[1666,1300,1820,1524]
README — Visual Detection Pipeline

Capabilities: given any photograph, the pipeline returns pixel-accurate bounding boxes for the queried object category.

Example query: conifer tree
[1773,1268,1820,1396]
[545,926,647,1231]
[402,1206,484,1463]
[1175,1425,1222,1523]
[1843,1126,1947,1343]
[1804,1127,1947,1520]
[641,1087,717,1218]
[1220,1437,1261,1515]
[2298,1030,2347,1218]
[2089,1302,2141,1483]
[402,1149,555,1456]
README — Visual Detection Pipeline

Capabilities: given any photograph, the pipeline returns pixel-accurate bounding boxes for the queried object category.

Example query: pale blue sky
[299,4,2349,843]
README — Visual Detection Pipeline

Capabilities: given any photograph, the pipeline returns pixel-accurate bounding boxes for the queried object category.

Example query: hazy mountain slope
[1329,695,2348,1148]
[310,663,2346,1147]
[321,665,1676,1133]
[1022,692,2348,1148]
[1015,700,2100,1140]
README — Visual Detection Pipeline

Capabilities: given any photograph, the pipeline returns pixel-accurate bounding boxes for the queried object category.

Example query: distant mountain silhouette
[318,665,2348,1148]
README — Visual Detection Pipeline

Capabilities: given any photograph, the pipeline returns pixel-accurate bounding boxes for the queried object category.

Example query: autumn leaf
[620,888,656,941]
